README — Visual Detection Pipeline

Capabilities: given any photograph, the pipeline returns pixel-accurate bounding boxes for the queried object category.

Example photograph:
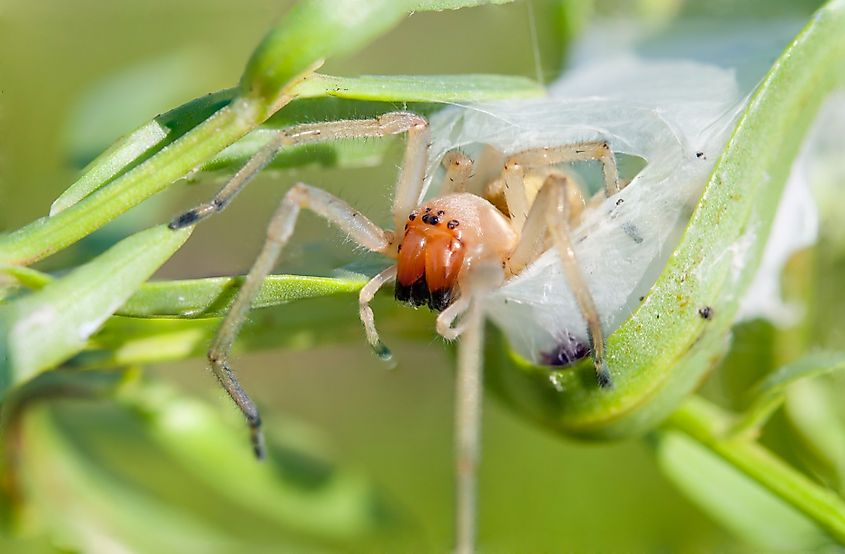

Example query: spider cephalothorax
[395,193,516,311]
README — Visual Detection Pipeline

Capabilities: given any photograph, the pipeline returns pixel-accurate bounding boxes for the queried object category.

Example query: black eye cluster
[413,207,460,230]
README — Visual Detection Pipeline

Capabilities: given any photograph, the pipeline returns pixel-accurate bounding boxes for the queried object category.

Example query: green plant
[2,0,845,551]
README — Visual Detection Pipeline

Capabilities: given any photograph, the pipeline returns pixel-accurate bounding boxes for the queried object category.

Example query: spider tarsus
[246,413,267,460]
[596,363,614,390]
[169,210,200,229]
[373,340,395,365]
[251,428,267,460]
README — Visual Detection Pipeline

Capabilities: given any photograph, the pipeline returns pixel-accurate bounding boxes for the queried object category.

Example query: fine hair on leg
[440,150,474,195]
[436,294,472,341]
[446,261,503,554]
[544,174,613,388]
[504,173,612,387]
[206,183,391,458]
[169,112,429,230]
[454,296,483,554]
[358,266,397,363]
[508,140,620,197]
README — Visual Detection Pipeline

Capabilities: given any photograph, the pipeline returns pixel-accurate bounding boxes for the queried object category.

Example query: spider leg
[169,112,428,229]
[359,266,397,363]
[208,183,392,458]
[502,160,531,230]
[439,150,474,195]
[435,294,472,340]
[454,294,483,554]
[436,261,503,554]
[546,175,612,388]
[505,173,612,388]
[508,140,620,197]
[390,119,430,232]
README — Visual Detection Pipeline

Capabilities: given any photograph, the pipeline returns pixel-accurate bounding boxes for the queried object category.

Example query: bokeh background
[1,0,842,552]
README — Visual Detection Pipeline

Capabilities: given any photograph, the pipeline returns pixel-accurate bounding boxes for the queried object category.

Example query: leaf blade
[0,225,191,392]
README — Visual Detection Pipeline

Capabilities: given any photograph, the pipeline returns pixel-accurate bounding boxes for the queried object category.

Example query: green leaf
[20,408,247,552]
[82,293,432,370]
[115,380,394,539]
[118,274,367,318]
[413,0,513,8]
[4,370,398,547]
[0,225,191,393]
[0,94,250,265]
[733,351,845,437]
[241,0,516,103]
[204,129,395,173]
[485,0,845,439]
[665,396,845,543]
[0,0,526,266]
[654,430,829,549]
[206,70,544,173]
[294,73,544,103]
[785,378,845,494]
[49,89,237,216]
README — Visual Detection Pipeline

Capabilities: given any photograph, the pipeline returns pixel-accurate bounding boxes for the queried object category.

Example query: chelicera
[169,110,626,552]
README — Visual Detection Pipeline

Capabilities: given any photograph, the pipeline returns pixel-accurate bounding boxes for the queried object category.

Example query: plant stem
[666,395,845,542]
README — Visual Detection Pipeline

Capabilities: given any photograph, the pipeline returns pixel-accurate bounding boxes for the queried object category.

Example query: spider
[169,109,624,552]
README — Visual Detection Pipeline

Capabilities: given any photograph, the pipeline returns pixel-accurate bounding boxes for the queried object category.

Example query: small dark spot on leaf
[698,306,714,320]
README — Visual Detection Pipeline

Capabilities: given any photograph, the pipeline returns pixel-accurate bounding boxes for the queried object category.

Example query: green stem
[0,97,265,266]
[666,396,845,542]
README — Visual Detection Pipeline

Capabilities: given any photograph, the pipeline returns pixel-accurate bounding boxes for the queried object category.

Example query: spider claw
[596,362,614,390]
[373,340,398,369]
[251,426,267,460]
[169,209,200,229]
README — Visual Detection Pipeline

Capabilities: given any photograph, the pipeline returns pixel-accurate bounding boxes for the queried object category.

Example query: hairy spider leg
[450,261,505,554]
[359,266,398,363]
[170,112,429,230]
[503,170,613,388]
[435,293,472,341]
[508,140,621,197]
[169,113,429,458]
[439,150,474,195]
[545,174,613,388]
[209,183,391,458]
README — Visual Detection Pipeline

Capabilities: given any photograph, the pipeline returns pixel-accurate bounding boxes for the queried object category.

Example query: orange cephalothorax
[395,208,466,311]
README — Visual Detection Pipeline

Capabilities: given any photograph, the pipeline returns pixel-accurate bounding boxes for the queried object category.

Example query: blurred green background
[2,0,843,552]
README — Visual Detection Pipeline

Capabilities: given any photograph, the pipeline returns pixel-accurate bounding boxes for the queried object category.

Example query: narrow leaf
[116,381,393,539]
[294,73,544,103]
[50,88,236,215]
[0,225,191,393]
[241,0,516,103]
[654,430,829,550]
[118,274,367,318]
[733,351,845,437]
[20,408,262,552]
